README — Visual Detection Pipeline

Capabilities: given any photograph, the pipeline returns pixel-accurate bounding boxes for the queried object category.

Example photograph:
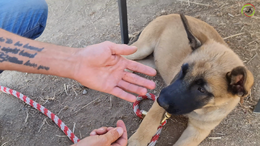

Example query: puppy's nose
[157,97,169,110]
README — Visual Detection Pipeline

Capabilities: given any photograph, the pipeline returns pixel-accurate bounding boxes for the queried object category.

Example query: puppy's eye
[198,87,205,93]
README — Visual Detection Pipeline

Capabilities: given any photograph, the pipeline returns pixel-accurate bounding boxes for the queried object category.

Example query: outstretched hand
[72,41,156,102]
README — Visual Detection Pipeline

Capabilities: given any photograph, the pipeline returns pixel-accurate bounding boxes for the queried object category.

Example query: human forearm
[0,29,157,102]
[0,29,77,78]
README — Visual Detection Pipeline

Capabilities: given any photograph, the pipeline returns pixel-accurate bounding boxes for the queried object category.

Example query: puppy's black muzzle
[157,64,211,115]
[157,79,196,115]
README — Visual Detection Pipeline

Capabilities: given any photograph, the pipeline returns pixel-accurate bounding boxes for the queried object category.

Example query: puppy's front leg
[128,101,165,146]
[173,122,211,146]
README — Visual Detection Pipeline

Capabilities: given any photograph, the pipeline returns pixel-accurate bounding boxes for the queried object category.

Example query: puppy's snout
[157,97,169,110]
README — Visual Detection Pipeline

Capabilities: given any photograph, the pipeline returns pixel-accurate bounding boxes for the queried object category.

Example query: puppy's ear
[180,14,201,50]
[226,66,254,103]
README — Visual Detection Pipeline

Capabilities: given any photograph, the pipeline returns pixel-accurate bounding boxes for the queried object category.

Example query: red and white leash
[0,85,167,146]
[133,93,169,146]
[0,85,80,144]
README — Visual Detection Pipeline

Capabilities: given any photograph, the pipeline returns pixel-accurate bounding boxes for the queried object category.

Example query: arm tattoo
[23,43,44,52]
[24,60,37,68]
[14,41,23,47]
[19,50,37,58]
[0,52,23,64]
[38,65,50,71]
[0,37,5,42]
[0,37,50,71]
[6,39,13,44]
[2,47,20,54]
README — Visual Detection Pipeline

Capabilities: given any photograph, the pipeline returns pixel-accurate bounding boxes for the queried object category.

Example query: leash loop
[133,93,156,118]
[133,93,171,146]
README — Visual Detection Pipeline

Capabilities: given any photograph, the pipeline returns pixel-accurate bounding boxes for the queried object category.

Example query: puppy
[126,14,254,146]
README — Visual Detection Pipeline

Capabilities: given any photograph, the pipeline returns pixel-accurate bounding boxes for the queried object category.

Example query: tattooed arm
[0,29,77,77]
[0,29,156,102]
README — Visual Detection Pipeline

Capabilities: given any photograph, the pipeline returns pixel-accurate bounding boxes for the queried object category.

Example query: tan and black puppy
[126,14,254,146]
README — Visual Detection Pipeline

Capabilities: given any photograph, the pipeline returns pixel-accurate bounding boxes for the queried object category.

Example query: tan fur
[126,14,254,146]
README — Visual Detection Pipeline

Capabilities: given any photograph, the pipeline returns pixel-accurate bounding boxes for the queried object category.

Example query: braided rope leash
[0,85,167,145]
[0,85,80,144]
[133,93,170,146]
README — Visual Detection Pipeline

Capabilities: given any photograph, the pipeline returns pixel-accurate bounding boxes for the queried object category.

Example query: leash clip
[161,112,171,123]
[141,110,148,118]
[133,93,156,119]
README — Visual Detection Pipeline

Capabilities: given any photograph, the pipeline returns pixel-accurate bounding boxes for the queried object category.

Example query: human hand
[72,41,156,102]
[71,120,127,146]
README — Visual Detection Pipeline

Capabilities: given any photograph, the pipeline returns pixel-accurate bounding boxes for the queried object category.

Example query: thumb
[110,43,137,55]
[102,127,124,143]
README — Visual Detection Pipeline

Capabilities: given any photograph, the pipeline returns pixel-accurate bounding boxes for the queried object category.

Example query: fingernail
[141,88,147,95]
[98,128,104,131]
[150,82,156,89]
[90,131,96,135]
[117,127,123,135]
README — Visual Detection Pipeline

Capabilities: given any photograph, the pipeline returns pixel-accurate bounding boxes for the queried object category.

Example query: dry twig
[1,141,9,146]
[247,40,256,45]
[72,85,78,96]
[74,97,101,113]
[109,96,113,109]
[38,118,47,132]
[57,106,69,115]
[79,130,82,139]
[73,122,76,133]
[24,110,29,125]
[64,84,68,95]
[228,13,234,17]
[223,32,245,40]
[208,137,221,140]
[247,52,258,64]
[178,0,209,6]
[56,135,67,138]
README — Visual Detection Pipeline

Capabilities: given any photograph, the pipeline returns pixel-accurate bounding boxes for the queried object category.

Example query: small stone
[216,12,222,17]
[83,90,88,95]
[161,9,167,15]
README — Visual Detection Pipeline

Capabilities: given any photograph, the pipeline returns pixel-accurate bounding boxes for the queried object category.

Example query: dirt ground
[0,0,260,146]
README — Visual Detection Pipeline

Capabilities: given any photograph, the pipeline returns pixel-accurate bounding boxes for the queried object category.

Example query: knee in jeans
[21,0,49,39]
[0,0,48,39]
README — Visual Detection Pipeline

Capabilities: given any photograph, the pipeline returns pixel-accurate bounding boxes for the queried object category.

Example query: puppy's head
[157,14,254,115]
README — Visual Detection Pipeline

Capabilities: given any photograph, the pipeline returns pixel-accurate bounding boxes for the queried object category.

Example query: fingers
[111,87,137,102]
[112,120,128,146]
[90,127,109,136]
[126,60,156,77]
[90,131,97,136]
[105,41,137,55]
[103,127,124,144]
[116,120,126,131]
[123,72,156,90]
[118,80,147,96]
[107,127,114,131]
[86,121,127,146]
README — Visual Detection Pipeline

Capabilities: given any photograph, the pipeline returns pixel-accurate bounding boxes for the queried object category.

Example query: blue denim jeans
[0,0,48,39]
[0,0,48,73]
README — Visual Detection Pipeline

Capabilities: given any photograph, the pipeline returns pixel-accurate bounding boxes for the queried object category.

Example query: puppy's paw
[128,138,142,146]
[128,134,150,146]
